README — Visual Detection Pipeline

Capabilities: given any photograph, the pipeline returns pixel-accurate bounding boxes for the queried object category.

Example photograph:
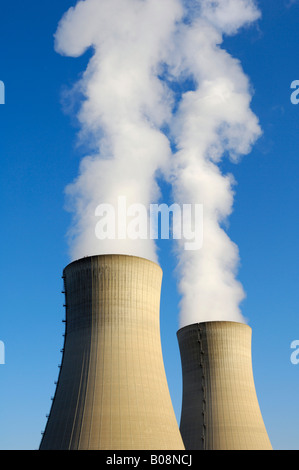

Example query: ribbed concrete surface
[40,255,184,450]
[177,321,272,450]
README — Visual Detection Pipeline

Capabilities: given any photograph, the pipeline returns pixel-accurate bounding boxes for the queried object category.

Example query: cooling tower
[177,321,272,450]
[40,254,184,450]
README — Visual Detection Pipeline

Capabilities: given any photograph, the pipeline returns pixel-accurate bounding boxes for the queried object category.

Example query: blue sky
[0,0,299,450]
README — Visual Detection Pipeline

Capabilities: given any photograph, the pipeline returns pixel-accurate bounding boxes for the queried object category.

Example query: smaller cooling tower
[40,254,184,450]
[177,321,272,450]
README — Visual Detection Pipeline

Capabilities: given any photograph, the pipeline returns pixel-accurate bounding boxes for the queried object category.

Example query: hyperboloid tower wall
[177,321,272,450]
[40,254,184,450]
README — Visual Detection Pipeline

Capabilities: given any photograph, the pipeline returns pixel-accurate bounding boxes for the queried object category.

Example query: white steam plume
[166,0,262,327]
[55,0,183,263]
[55,0,261,327]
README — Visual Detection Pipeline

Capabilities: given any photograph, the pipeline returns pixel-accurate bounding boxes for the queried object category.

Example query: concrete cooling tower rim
[63,253,162,273]
[177,320,251,335]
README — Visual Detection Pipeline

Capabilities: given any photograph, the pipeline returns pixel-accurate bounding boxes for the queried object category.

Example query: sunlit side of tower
[40,254,184,450]
[177,321,272,450]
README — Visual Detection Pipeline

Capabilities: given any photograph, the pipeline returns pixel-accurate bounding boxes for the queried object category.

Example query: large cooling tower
[40,254,184,450]
[177,321,272,450]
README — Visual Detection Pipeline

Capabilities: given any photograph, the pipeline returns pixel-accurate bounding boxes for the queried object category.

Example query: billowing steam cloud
[55,0,261,327]
[55,0,182,264]
[166,1,262,327]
